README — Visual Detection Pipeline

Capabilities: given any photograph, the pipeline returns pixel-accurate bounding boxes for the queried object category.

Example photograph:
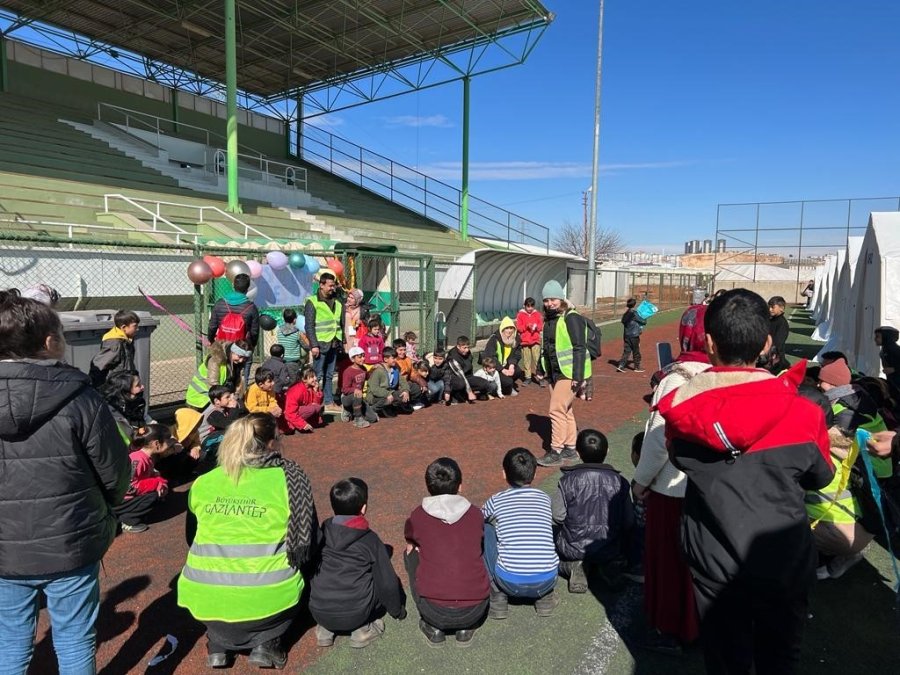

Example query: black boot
[248,639,287,669]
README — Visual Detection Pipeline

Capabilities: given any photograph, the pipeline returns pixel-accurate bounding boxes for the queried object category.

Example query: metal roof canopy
[0,0,550,101]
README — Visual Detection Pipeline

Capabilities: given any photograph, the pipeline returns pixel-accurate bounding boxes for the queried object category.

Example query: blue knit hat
[541,279,565,300]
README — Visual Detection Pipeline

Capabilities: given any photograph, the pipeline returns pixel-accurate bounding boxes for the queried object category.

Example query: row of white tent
[809,211,900,377]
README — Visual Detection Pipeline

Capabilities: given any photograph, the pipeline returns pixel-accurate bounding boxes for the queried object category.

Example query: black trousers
[340,393,378,422]
[619,336,642,368]
[498,365,523,396]
[112,492,159,526]
[693,573,808,675]
[404,550,487,632]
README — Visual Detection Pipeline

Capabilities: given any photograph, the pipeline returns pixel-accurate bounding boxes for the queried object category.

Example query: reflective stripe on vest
[177,466,302,622]
[544,310,592,380]
[307,296,343,344]
[805,454,862,525]
[185,361,227,408]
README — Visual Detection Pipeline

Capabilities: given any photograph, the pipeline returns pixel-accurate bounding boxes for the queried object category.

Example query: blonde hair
[217,413,278,483]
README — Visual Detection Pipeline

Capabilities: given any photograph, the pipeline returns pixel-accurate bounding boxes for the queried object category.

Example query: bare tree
[552,219,624,260]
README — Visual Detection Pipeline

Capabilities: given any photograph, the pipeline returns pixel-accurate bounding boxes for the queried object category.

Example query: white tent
[811,252,843,341]
[847,212,900,376]
[808,261,828,319]
[811,254,837,323]
[814,236,864,360]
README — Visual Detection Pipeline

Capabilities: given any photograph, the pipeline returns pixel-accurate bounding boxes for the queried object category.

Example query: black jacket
[553,463,634,563]
[89,335,135,386]
[479,333,522,369]
[769,313,790,359]
[621,308,646,339]
[309,516,405,630]
[207,296,260,347]
[0,360,130,576]
[447,347,476,377]
[541,310,588,382]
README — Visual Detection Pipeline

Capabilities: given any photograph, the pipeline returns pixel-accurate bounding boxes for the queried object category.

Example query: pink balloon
[246,260,263,279]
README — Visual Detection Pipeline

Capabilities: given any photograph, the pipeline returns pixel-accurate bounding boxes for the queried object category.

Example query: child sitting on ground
[404,458,490,646]
[340,347,378,429]
[412,361,433,406]
[200,384,245,459]
[426,348,451,404]
[552,429,635,593]
[483,448,560,618]
[365,347,412,417]
[474,356,503,400]
[284,366,325,432]
[446,336,489,403]
[404,331,420,361]
[261,344,293,395]
[311,478,407,649]
[245,368,284,419]
[90,309,140,386]
[113,424,171,533]
[394,338,426,408]
[358,317,386,367]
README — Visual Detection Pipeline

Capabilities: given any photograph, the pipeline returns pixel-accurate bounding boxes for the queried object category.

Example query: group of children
[310,428,639,648]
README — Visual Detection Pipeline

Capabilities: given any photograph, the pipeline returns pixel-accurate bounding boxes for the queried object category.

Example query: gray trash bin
[58,310,159,405]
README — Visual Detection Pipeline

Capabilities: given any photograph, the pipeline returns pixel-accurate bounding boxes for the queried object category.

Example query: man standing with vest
[536,280,590,467]
[304,272,345,411]
[208,274,260,390]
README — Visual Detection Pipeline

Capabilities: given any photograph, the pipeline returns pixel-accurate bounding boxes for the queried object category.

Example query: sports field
[26,307,900,674]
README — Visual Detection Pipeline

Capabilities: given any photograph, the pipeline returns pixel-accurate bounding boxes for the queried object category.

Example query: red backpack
[215,308,248,342]
[678,305,707,353]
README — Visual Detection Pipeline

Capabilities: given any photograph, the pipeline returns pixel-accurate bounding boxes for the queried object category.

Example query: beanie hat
[541,279,565,300]
[818,359,851,387]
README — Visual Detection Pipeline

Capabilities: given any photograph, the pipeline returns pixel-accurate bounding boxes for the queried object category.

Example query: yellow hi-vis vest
[177,466,303,622]
[543,310,592,380]
[832,402,892,478]
[805,453,863,525]
[185,359,227,409]
[307,296,343,345]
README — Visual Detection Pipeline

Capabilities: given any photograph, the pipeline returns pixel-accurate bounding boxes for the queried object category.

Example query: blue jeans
[483,523,557,599]
[0,562,101,675]
[426,380,444,402]
[313,347,339,405]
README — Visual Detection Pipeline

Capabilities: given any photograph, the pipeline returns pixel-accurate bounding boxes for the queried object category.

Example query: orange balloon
[327,258,344,276]
[203,255,226,278]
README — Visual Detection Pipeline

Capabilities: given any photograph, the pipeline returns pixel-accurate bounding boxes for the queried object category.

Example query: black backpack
[585,316,602,360]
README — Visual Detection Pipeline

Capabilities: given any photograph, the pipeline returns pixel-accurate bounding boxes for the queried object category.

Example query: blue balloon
[304,256,320,275]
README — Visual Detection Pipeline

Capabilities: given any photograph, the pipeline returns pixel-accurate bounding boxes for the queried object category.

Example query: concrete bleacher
[0,92,481,259]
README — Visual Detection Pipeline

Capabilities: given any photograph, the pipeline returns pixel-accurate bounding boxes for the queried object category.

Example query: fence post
[658,273,664,310]
[193,244,205,368]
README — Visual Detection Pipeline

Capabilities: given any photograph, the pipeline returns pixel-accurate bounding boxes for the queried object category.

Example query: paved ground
[26,307,900,674]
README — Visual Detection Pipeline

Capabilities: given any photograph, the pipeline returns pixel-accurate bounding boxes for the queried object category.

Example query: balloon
[246,260,263,279]
[288,251,306,269]
[304,256,320,275]
[202,255,226,278]
[326,258,344,276]
[246,279,259,301]
[225,259,251,282]
[267,250,289,271]
[187,259,213,285]
[259,314,277,331]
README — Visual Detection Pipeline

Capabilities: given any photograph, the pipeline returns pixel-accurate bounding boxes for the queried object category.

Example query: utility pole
[586,0,605,308]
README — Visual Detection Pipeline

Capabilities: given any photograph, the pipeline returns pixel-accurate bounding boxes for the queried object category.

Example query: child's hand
[354,388,363,397]
[631,482,649,501]
[189,445,202,461]
[271,405,283,417]
[400,391,410,403]
[467,391,476,401]
[443,393,451,402]
[157,483,169,498]
[386,394,394,404]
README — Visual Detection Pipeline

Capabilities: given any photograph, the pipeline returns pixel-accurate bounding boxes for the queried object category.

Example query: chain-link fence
[0,232,436,407]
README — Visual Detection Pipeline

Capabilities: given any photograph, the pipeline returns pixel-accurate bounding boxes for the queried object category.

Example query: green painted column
[460,76,470,241]
[171,88,179,133]
[0,35,8,93]
[296,94,303,159]
[224,0,241,213]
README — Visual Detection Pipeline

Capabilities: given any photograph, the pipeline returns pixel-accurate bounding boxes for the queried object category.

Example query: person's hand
[271,405,283,417]
[157,483,169,498]
[467,391,476,401]
[189,445,202,461]
[868,430,896,458]
[444,393,451,402]
[226,397,237,409]
[400,391,410,402]
[387,394,394,404]
[632,482,649,502]
[405,543,416,554]
[354,388,363,398]
[571,380,584,393]
[502,366,514,377]
[311,346,320,359]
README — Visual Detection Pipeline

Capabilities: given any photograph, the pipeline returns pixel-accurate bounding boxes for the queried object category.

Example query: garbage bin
[58,310,159,406]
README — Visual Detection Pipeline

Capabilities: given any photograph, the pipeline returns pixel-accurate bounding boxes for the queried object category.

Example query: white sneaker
[827,552,864,579]
[412,403,425,411]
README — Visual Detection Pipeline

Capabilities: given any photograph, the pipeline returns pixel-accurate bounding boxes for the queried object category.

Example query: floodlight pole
[171,88,179,133]
[224,0,241,213]
[295,94,304,159]
[460,76,471,242]
[586,0,606,308]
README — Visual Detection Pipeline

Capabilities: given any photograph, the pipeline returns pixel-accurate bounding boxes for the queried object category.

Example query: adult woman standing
[536,280,590,467]
[0,289,130,674]
[178,413,318,669]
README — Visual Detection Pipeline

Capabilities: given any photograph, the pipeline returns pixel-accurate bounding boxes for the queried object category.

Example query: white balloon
[246,279,259,301]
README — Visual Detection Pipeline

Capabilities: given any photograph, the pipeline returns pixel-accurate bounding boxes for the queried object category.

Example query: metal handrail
[0,218,199,246]
[301,126,551,252]
[97,102,265,159]
[103,194,272,241]
[212,149,308,192]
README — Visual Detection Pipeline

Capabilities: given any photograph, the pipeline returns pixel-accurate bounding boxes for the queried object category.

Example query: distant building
[717,239,726,253]
[702,239,712,253]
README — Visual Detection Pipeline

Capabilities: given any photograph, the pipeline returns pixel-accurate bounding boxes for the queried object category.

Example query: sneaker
[325,403,344,413]
[380,407,398,418]
[412,402,425,410]
[522,377,532,386]
[536,450,562,467]
[567,561,588,594]
[455,628,476,647]
[349,619,384,649]
[827,552,864,579]
[489,588,509,620]
[634,368,646,373]
[510,388,519,397]
[637,629,684,656]
[615,364,626,372]
[206,652,229,668]
[534,590,560,617]
[561,446,579,463]
[121,522,149,533]
[353,417,371,429]
[340,410,352,423]
[418,619,446,647]
[315,625,335,647]
[536,378,547,388]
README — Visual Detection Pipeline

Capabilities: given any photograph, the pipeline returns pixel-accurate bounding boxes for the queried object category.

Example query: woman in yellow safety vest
[536,280,590,467]
[184,339,251,410]
[178,413,318,669]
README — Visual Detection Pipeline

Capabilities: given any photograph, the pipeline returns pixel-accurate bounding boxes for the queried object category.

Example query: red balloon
[187,259,213,285]
[327,258,344,276]
[203,255,226,278]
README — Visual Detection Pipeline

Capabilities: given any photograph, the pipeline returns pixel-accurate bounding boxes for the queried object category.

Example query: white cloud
[414,160,696,181]
[384,114,454,128]
[304,115,344,128]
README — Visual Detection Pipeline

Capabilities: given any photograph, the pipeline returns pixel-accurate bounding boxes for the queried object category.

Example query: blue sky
[306,1,900,252]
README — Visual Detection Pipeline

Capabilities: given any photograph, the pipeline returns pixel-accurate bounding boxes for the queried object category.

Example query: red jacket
[125,450,166,499]
[284,382,324,429]
[657,361,833,592]
[516,309,543,346]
